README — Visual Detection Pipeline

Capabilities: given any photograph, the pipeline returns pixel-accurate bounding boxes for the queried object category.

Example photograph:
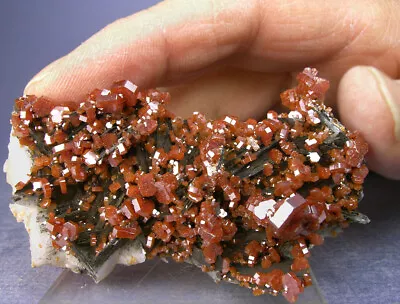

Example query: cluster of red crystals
[46,213,79,249]
[11,68,369,303]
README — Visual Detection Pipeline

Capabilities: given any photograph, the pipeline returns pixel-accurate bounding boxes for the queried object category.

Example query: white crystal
[253,199,276,220]
[53,144,65,153]
[247,137,260,151]
[207,150,215,158]
[307,110,321,124]
[20,111,27,119]
[265,127,272,134]
[50,107,70,123]
[32,181,42,191]
[79,115,87,122]
[44,134,53,145]
[101,89,110,96]
[83,151,99,166]
[288,111,303,120]
[146,236,154,248]
[172,161,179,175]
[269,201,294,228]
[308,152,321,163]
[117,143,126,154]
[228,192,237,201]
[149,102,159,111]
[218,209,228,218]
[305,138,318,146]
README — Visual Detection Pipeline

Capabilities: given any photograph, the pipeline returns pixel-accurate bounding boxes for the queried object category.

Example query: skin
[24,0,400,179]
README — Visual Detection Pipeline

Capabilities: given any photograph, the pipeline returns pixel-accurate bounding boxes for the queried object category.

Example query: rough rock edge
[5,130,146,281]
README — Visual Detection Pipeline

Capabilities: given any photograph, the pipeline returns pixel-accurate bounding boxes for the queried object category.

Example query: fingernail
[24,72,48,95]
[367,67,400,141]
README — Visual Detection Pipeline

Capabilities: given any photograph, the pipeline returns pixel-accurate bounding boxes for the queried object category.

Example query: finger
[24,0,260,101]
[164,68,288,120]
[338,66,400,179]
[24,0,378,102]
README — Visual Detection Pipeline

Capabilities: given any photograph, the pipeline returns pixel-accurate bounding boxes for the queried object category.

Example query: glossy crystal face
[11,68,369,302]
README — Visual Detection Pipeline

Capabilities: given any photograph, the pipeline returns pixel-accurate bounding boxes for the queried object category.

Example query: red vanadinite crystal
[137,173,157,197]
[102,206,124,226]
[95,92,125,114]
[152,221,175,242]
[61,221,79,242]
[282,272,304,303]
[11,68,369,302]
[111,224,141,240]
[132,196,155,217]
[291,257,310,272]
[155,173,178,204]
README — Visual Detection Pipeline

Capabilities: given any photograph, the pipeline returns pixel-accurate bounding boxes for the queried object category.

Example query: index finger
[24,0,376,102]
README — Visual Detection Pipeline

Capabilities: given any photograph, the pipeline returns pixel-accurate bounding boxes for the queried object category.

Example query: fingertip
[24,71,47,96]
[338,66,400,179]
[24,59,59,97]
[23,53,81,101]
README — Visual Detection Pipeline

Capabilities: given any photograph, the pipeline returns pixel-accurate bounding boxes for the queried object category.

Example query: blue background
[0,1,399,303]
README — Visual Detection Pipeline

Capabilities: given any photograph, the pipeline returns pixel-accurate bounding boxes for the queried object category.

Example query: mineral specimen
[6,68,369,302]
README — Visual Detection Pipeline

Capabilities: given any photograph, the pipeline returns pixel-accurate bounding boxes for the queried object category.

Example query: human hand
[24,0,400,179]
